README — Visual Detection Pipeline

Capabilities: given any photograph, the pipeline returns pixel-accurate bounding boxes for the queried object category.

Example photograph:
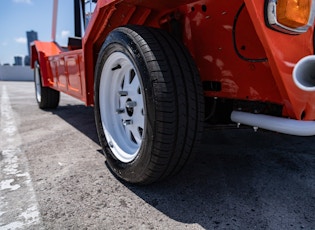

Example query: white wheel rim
[34,62,41,102]
[99,52,145,163]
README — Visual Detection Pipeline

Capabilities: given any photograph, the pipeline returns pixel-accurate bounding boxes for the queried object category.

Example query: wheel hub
[99,52,145,163]
[125,98,136,116]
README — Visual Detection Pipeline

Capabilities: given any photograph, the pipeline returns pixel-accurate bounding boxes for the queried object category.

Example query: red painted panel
[244,0,315,120]
[57,58,68,90]
[179,0,282,104]
[47,50,86,103]
[66,55,82,96]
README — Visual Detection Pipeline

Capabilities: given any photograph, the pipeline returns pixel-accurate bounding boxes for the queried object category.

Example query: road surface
[1,81,315,229]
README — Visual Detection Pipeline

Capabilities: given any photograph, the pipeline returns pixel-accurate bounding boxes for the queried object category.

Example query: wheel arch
[30,41,62,87]
[30,44,38,69]
[83,0,194,105]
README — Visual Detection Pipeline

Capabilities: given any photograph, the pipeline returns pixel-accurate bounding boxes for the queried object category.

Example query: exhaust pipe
[231,111,315,136]
[293,55,315,91]
[230,55,315,136]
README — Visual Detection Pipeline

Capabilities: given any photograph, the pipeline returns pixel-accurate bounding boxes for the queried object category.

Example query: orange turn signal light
[276,0,312,28]
[266,0,315,34]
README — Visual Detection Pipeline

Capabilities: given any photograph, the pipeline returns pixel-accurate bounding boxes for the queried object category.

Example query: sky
[0,0,76,65]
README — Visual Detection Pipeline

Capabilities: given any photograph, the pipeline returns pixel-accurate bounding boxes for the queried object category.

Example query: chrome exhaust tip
[293,55,315,92]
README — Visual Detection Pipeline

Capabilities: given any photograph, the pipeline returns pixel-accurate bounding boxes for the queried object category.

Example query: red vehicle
[31,0,315,184]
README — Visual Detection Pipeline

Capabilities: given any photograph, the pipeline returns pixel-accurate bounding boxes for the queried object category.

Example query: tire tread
[125,25,204,183]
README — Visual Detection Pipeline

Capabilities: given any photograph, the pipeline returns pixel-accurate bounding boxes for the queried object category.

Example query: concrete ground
[1,81,315,229]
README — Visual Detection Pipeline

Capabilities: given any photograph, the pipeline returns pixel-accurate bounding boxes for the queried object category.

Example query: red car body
[30,0,315,183]
[31,0,315,121]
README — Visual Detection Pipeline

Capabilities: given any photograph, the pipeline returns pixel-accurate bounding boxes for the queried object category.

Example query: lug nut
[123,119,133,126]
[116,108,125,114]
[118,91,128,96]
[126,101,137,108]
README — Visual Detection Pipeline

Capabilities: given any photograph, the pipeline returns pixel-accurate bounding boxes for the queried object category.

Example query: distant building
[26,30,38,57]
[14,56,23,66]
[24,55,30,66]
[25,30,38,66]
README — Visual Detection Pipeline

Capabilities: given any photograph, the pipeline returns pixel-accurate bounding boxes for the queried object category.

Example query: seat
[68,37,82,50]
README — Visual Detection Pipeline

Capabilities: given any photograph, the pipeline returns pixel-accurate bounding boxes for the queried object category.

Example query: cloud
[15,37,27,44]
[61,30,70,39]
[12,0,33,4]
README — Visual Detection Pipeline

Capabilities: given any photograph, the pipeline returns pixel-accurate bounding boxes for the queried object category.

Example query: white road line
[0,85,41,229]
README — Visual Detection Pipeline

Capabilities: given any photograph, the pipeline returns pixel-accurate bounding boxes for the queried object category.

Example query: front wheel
[34,61,60,109]
[94,25,204,184]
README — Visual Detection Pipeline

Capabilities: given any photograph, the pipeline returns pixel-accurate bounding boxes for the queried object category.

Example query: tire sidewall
[94,28,156,183]
[34,61,42,105]
[33,61,60,109]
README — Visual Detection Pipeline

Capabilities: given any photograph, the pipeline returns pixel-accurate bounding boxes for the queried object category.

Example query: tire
[34,61,60,109]
[94,25,204,184]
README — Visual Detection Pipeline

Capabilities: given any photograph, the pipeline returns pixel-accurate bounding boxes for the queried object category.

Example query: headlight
[266,0,315,34]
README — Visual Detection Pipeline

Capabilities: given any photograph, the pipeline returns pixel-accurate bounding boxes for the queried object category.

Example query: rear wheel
[34,61,60,109]
[94,25,204,184]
